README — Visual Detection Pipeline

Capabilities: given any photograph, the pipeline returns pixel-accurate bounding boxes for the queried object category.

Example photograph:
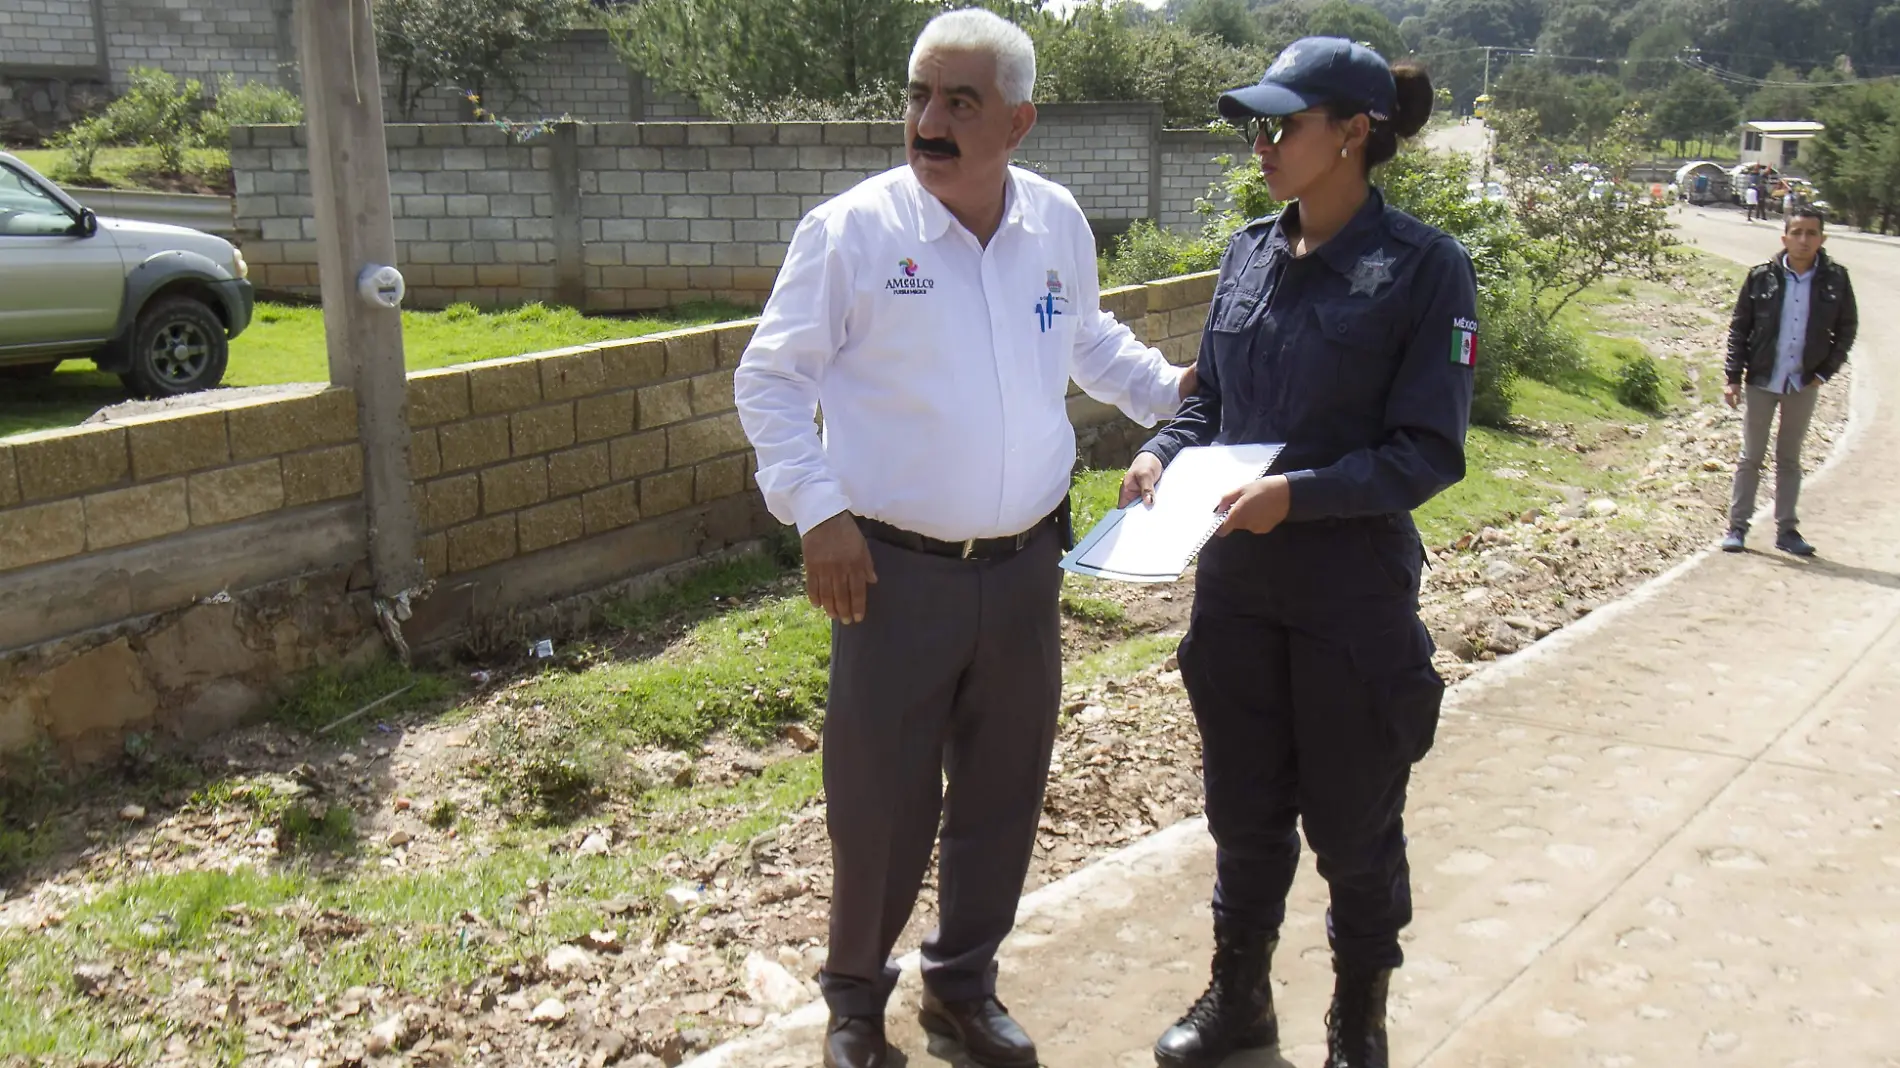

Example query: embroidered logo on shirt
[886,258,934,295]
[1046,269,1063,295]
[1450,319,1478,367]
[1348,249,1395,297]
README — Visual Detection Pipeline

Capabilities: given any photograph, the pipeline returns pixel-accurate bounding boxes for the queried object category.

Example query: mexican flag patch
[1450,317,1478,367]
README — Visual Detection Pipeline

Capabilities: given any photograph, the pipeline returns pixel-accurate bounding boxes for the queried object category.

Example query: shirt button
[1336,322,1347,334]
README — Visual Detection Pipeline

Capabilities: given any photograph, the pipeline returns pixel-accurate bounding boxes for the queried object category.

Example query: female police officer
[1123,38,1476,1068]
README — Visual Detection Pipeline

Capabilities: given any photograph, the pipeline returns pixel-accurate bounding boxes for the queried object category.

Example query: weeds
[266,660,456,738]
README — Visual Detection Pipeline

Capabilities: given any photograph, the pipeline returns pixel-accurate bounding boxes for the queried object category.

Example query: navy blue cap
[1219,37,1396,123]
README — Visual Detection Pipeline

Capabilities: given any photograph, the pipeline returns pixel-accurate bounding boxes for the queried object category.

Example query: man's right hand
[802,513,877,624]
[1119,452,1165,508]
[1724,383,1742,409]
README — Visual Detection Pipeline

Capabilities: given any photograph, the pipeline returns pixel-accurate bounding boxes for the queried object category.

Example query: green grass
[6,145,232,194]
[264,658,458,738]
[0,299,753,440]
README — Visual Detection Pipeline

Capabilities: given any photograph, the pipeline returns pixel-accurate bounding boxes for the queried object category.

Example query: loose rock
[528,997,569,1024]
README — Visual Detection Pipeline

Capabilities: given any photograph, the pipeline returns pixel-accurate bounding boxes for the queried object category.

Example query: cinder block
[188,460,286,526]
[688,370,738,416]
[610,430,667,480]
[116,409,230,481]
[539,350,608,401]
[410,429,442,480]
[225,389,357,461]
[640,469,695,517]
[10,425,129,501]
[667,413,748,467]
[468,357,544,414]
[711,321,758,369]
[446,514,517,573]
[582,483,640,535]
[637,379,693,429]
[599,337,667,389]
[663,330,717,377]
[421,532,449,579]
[420,473,480,532]
[547,443,611,498]
[283,444,364,506]
[83,478,189,551]
[822,124,869,146]
[406,367,472,427]
[517,497,585,554]
[436,414,512,472]
[575,390,637,443]
[0,498,85,571]
[511,404,576,457]
[481,457,548,514]
[0,445,17,507]
[694,455,748,504]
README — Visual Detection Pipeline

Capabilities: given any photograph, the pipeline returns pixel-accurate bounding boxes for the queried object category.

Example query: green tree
[1620,20,1688,96]
[1494,63,1577,140]
[1036,2,1258,124]
[611,0,935,118]
[1809,82,1900,232]
[1571,74,1626,148]
[1304,0,1408,59]
[1179,0,1259,47]
[1535,0,1621,58]
[1649,68,1738,155]
[1422,0,1540,47]
[1745,64,1815,122]
[377,0,581,120]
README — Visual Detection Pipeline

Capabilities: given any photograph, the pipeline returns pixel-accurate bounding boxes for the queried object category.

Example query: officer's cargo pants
[1181,517,1445,972]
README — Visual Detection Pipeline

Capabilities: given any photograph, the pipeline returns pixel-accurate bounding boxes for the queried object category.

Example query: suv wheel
[122,297,229,398]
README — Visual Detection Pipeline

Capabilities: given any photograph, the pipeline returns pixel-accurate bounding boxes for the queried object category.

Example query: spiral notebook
[1060,443,1285,583]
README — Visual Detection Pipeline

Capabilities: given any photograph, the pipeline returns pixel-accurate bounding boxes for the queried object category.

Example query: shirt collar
[1271,188,1390,274]
[1780,252,1818,282]
[908,166,1047,243]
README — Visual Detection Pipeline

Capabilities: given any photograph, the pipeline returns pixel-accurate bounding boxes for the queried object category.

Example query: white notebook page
[1063,443,1285,581]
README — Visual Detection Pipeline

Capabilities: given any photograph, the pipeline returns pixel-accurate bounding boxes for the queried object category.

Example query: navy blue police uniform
[1138,191,1477,972]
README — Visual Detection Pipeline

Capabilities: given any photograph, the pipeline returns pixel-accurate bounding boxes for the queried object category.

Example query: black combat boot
[1152,920,1278,1067]
[1323,966,1392,1068]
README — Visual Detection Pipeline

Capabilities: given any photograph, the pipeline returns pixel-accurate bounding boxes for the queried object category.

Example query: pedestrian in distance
[1744,182,1762,221]
[1119,37,1476,1068]
[732,9,1195,1068]
[1720,207,1857,557]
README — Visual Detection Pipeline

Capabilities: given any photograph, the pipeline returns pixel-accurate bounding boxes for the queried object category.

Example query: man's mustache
[912,136,960,158]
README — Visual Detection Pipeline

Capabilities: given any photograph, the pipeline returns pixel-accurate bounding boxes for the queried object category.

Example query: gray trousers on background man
[818,524,1064,1019]
[1729,382,1822,534]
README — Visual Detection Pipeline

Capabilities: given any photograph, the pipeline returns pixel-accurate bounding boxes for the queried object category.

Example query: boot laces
[1173,932,1255,1031]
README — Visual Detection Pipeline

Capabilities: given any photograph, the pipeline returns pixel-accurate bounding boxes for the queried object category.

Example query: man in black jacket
[1721,208,1858,556]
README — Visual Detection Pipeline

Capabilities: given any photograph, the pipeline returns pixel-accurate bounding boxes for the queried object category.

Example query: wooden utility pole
[296,0,424,610]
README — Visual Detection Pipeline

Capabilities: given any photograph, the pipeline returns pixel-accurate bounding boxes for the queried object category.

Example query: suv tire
[122,296,228,398]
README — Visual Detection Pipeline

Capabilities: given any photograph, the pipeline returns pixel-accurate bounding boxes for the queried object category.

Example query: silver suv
[0,151,253,397]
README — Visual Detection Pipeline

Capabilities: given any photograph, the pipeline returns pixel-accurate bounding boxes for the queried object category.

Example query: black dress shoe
[918,991,1038,1067]
[823,1015,888,1068]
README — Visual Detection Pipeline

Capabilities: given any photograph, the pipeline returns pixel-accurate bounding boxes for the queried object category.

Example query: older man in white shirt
[734,10,1190,1068]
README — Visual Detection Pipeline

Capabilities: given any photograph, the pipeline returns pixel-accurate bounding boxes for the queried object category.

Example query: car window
[0,164,79,236]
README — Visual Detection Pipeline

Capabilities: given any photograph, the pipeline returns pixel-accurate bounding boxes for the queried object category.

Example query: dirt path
[688,204,1900,1068]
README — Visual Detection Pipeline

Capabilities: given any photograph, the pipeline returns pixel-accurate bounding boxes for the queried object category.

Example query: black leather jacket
[1725,252,1857,387]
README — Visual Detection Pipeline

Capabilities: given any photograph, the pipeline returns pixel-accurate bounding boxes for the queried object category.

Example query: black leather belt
[859,510,1059,562]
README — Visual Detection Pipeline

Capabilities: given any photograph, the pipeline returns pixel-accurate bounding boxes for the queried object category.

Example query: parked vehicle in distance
[1466,179,1507,203]
[0,151,252,396]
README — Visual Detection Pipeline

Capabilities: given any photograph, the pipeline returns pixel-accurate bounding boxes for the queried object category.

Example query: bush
[1472,282,1587,427]
[48,115,114,182]
[198,74,303,147]
[1614,352,1668,413]
[106,68,204,175]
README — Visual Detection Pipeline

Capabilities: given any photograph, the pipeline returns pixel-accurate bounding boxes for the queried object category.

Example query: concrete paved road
[692,210,1900,1068]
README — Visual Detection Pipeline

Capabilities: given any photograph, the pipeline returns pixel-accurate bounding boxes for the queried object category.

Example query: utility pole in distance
[296,0,424,629]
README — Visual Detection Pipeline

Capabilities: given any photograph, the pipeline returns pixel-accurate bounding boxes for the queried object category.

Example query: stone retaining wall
[0,271,1215,763]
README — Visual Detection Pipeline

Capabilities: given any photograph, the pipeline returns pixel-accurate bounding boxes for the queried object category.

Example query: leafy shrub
[106,68,204,175]
[1614,351,1668,413]
[198,74,303,147]
[48,115,114,182]
[1472,282,1587,427]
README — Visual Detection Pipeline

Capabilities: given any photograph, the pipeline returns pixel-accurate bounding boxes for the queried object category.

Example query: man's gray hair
[910,9,1037,105]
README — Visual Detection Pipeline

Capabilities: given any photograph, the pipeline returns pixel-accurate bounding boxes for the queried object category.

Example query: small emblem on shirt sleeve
[1348,249,1394,297]
[1450,317,1478,367]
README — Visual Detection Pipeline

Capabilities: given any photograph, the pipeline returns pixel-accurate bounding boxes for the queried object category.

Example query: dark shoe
[1776,529,1817,557]
[1720,529,1746,553]
[918,991,1037,1068]
[823,1015,888,1068]
[1323,967,1391,1068]
[1153,921,1278,1067]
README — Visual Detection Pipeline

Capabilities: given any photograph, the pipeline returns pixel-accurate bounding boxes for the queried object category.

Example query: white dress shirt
[735,165,1185,541]
[1770,254,1815,394]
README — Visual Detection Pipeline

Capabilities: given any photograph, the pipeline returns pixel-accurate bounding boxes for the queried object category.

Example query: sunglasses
[1234,113,1311,145]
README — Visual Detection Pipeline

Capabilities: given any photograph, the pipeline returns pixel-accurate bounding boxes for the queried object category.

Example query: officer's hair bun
[1389,63,1433,140]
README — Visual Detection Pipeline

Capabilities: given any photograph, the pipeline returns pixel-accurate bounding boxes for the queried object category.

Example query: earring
[1340,146,1349,158]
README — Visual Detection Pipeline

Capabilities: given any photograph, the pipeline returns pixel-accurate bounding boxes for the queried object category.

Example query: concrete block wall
[233,109,1223,311]
[0,0,101,68]
[100,0,287,88]
[1160,129,1243,232]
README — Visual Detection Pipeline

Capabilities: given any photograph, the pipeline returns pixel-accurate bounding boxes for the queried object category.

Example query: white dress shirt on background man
[736,164,1185,543]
